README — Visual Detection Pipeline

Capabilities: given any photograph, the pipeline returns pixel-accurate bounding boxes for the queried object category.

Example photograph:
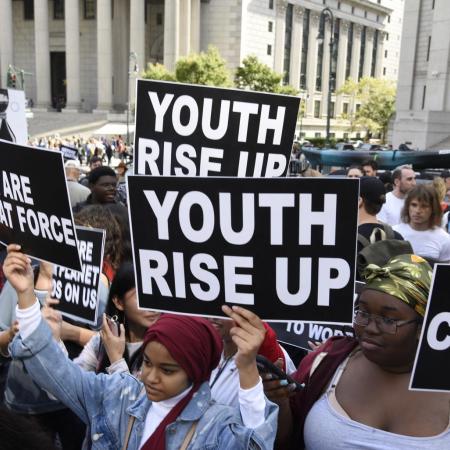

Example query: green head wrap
[362,254,432,317]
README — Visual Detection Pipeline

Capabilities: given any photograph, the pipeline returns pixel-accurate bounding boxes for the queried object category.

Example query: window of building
[54,0,64,19]
[314,100,321,118]
[426,36,431,61]
[422,85,427,110]
[364,11,367,18]
[385,33,389,41]
[283,4,293,84]
[316,34,324,91]
[383,67,386,75]
[384,50,388,58]
[267,44,272,55]
[269,0,274,9]
[351,6,355,14]
[371,30,378,76]
[355,104,361,113]
[358,26,366,80]
[300,9,309,89]
[376,15,379,22]
[356,132,361,139]
[330,132,336,139]
[315,132,321,138]
[300,132,306,139]
[387,15,391,23]
[346,22,353,80]
[24,0,34,20]
[268,21,273,32]
[432,0,435,9]
[343,132,349,140]
[157,13,163,25]
[84,0,96,20]
[342,102,349,115]
[337,2,341,9]
[330,101,335,118]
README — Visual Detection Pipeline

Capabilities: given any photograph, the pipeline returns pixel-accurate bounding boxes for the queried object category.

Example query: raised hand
[100,314,126,364]
[3,244,34,296]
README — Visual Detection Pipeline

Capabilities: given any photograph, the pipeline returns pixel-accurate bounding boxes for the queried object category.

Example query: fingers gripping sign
[4,244,34,295]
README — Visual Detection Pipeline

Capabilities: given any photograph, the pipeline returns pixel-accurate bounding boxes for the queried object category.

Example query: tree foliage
[235,55,298,95]
[142,63,176,82]
[338,77,396,142]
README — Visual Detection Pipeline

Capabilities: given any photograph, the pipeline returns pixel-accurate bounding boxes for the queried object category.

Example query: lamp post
[126,52,139,147]
[317,7,334,145]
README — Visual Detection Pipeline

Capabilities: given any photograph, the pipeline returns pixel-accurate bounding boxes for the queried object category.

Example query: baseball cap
[64,159,80,169]
[359,176,386,204]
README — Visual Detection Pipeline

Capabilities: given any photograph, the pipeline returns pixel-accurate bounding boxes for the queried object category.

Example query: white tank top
[303,355,450,450]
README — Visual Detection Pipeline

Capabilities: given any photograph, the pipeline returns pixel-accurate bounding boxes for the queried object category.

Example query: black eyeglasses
[353,310,421,335]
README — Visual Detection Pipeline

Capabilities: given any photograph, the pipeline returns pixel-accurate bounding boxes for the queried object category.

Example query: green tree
[338,77,396,143]
[142,62,176,81]
[175,46,232,87]
[235,55,298,95]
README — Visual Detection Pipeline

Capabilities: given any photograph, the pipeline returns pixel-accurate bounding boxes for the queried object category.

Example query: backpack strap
[357,233,371,248]
[122,415,136,450]
[380,222,395,240]
[180,421,199,450]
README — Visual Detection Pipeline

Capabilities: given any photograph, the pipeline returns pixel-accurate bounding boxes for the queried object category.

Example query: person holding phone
[4,244,278,450]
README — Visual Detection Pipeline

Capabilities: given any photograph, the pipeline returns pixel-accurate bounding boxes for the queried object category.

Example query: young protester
[361,159,378,177]
[264,254,450,450]
[393,184,450,264]
[5,244,278,450]
[346,165,363,178]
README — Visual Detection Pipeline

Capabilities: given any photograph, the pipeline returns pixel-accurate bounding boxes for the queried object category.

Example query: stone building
[392,0,450,150]
[0,0,400,139]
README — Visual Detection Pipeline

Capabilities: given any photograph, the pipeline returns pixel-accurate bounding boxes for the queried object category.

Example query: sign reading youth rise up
[128,176,359,322]
[133,80,300,177]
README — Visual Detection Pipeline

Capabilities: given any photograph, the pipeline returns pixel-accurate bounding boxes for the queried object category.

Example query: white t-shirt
[393,223,450,262]
[377,191,405,226]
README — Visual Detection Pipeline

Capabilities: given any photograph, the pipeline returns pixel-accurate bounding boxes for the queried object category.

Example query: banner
[0,140,81,271]
[0,89,28,145]
[60,144,79,161]
[410,264,450,392]
[128,176,359,322]
[52,226,105,325]
[133,80,300,177]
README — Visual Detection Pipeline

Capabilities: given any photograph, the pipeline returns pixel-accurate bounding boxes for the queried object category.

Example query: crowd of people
[0,141,449,449]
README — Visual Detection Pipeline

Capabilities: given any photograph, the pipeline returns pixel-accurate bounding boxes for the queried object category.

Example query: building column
[0,0,14,90]
[130,0,146,108]
[321,20,332,118]
[179,0,191,56]
[289,6,304,90]
[306,12,320,117]
[375,31,385,78]
[335,20,349,116]
[95,0,113,112]
[34,0,51,109]
[164,0,180,71]
[274,0,287,73]
[64,0,81,111]
[363,28,374,78]
[190,0,201,53]
[350,24,362,81]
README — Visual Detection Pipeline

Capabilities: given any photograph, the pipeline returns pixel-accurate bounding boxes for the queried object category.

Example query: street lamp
[317,7,334,145]
[126,52,139,147]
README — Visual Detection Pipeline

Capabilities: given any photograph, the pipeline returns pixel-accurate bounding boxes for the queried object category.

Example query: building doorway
[50,52,66,111]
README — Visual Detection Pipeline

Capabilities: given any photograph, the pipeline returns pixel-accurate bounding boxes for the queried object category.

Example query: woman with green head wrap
[264,254,450,449]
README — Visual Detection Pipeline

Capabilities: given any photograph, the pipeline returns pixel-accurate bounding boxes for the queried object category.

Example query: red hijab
[140,314,222,450]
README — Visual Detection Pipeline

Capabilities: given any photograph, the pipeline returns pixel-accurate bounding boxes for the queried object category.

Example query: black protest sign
[0,140,81,270]
[270,321,355,351]
[410,264,450,392]
[52,226,105,325]
[61,144,78,160]
[128,176,359,322]
[134,80,299,177]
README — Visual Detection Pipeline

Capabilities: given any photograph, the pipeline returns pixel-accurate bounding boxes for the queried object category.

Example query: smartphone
[105,315,119,337]
[256,355,304,391]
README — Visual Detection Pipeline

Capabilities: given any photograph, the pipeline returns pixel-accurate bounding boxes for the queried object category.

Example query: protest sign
[133,80,299,177]
[0,88,28,145]
[52,226,105,325]
[410,264,450,392]
[60,144,79,160]
[0,140,81,271]
[270,321,355,350]
[128,176,359,322]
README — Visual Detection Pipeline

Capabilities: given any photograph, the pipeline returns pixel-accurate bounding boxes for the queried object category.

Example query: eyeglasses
[353,310,421,335]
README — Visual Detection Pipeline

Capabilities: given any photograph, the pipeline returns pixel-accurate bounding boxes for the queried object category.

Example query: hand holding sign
[3,244,33,295]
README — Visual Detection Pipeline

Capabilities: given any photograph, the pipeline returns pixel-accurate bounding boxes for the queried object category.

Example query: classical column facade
[179,0,191,56]
[375,32,385,78]
[306,12,319,117]
[34,0,51,109]
[0,0,14,90]
[190,0,201,54]
[130,0,146,108]
[95,0,113,112]
[64,0,81,111]
[164,0,180,71]
[289,6,304,90]
[335,20,349,116]
[350,24,362,82]
[274,0,287,73]
[363,28,374,78]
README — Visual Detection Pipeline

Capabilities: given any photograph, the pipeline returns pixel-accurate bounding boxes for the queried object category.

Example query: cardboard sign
[0,140,81,271]
[51,226,105,325]
[128,176,359,322]
[133,80,300,177]
[60,144,79,160]
[410,264,450,392]
[0,88,28,145]
[270,321,355,350]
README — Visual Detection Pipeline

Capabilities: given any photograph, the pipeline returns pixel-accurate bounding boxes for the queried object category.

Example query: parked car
[358,143,382,151]
[335,142,355,151]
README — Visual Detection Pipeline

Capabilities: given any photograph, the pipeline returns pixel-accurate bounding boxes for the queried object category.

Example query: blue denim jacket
[11,320,278,449]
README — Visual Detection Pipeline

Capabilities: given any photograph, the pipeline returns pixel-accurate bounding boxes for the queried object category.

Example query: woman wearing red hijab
[4,244,278,450]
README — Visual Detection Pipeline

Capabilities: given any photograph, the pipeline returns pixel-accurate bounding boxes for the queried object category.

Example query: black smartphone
[256,355,304,391]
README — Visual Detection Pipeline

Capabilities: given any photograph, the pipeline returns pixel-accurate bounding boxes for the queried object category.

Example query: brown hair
[401,184,442,228]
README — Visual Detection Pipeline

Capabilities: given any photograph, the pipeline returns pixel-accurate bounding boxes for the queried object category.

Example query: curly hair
[74,205,123,270]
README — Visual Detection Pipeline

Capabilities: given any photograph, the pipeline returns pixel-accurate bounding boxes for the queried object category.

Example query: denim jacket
[11,320,278,450]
